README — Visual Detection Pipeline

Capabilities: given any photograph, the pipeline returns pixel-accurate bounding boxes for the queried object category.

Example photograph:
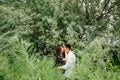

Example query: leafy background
[0,0,120,80]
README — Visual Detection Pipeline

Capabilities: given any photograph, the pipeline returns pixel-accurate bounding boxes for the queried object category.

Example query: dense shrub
[0,0,120,80]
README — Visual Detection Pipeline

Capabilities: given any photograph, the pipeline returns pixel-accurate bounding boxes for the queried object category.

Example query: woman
[56,45,67,74]
[56,45,65,66]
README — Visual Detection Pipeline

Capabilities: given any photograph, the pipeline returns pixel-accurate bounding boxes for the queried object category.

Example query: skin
[60,46,64,55]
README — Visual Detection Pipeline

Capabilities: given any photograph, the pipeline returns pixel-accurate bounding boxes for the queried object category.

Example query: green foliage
[0,39,119,80]
[0,40,64,80]
[0,0,120,80]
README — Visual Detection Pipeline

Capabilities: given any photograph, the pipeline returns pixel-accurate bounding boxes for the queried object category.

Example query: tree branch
[96,0,110,20]
[89,0,111,25]
[83,0,90,25]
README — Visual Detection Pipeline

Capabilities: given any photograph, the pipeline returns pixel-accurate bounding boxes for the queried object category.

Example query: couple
[56,44,76,80]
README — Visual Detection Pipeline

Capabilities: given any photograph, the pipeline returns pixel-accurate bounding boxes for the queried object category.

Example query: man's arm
[57,66,62,69]
[58,58,69,70]
[57,64,67,70]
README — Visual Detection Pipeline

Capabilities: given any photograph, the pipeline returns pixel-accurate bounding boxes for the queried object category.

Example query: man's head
[64,44,71,53]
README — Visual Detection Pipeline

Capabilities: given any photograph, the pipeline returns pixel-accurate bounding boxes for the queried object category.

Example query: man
[58,44,76,80]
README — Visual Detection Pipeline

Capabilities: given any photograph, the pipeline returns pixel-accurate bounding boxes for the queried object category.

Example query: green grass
[0,53,64,80]
[0,52,119,80]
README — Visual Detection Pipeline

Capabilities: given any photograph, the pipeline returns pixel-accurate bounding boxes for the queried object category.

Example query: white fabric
[62,51,76,78]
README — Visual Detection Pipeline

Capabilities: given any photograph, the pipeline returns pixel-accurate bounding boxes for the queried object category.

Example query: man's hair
[65,44,71,49]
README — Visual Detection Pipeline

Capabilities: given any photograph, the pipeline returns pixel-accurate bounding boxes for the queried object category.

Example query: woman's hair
[56,46,62,55]
[56,46,62,64]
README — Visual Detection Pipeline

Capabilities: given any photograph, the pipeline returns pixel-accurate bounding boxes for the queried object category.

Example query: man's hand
[57,66,62,69]
[63,58,67,61]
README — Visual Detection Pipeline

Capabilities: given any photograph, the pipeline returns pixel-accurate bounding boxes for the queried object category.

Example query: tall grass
[0,39,119,80]
[0,52,64,80]
[0,40,64,80]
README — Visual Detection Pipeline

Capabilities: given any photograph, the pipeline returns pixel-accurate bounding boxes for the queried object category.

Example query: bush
[0,40,64,80]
